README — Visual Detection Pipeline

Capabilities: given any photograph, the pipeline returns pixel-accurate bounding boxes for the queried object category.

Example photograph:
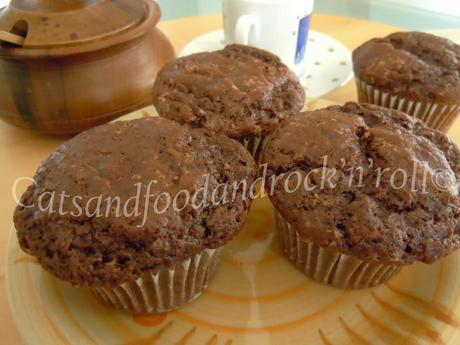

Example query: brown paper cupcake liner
[275,211,402,289]
[356,78,460,132]
[238,135,270,163]
[92,248,222,315]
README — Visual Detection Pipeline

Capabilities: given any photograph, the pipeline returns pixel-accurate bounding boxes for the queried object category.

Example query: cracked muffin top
[14,117,256,288]
[262,102,460,265]
[353,32,460,103]
[152,44,306,139]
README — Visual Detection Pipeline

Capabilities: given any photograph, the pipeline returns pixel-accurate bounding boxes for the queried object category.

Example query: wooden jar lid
[0,0,160,53]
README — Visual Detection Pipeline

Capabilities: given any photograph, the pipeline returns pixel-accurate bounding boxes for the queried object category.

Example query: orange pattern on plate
[7,194,460,345]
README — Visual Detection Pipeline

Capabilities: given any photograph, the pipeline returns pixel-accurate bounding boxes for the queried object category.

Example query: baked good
[353,32,460,132]
[14,117,257,313]
[152,44,306,161]
[261,102,460,289]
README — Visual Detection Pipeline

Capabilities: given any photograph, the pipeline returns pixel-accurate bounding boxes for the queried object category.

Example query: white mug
[223,0,314,74]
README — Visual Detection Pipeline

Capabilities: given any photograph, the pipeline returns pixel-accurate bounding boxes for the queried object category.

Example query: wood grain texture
[0,0,175,134]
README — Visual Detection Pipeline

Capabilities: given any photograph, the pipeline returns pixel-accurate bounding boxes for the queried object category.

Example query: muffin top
[152,44,306,138]
[262,102,460,265]
[353,32,460,103]
[14,118,256,288]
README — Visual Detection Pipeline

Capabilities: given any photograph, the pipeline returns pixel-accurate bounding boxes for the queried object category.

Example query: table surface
[1,13,459,345]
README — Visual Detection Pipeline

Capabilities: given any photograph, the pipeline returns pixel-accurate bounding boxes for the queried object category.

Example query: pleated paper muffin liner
[275,211,402,289]
[356,78,460,133]
[92,248,222,315]
[238,135,270,163]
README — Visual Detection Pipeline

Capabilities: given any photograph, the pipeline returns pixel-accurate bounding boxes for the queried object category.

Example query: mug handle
[234,15,259,45]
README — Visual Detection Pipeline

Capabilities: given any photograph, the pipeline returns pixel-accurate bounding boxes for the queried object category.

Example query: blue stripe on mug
[295,15,311,65]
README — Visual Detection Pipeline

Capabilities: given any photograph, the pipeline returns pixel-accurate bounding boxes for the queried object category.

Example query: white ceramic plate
[179,29,354,98]
[428,29,460,45]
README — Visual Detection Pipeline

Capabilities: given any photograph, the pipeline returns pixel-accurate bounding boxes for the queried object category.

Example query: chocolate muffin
[14,117,257,314]
[261,102,460,289]
[152,44,306,162]
[353,32,460,132]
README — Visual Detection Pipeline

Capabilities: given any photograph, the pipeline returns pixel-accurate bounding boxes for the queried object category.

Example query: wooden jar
[0,0,175,134]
